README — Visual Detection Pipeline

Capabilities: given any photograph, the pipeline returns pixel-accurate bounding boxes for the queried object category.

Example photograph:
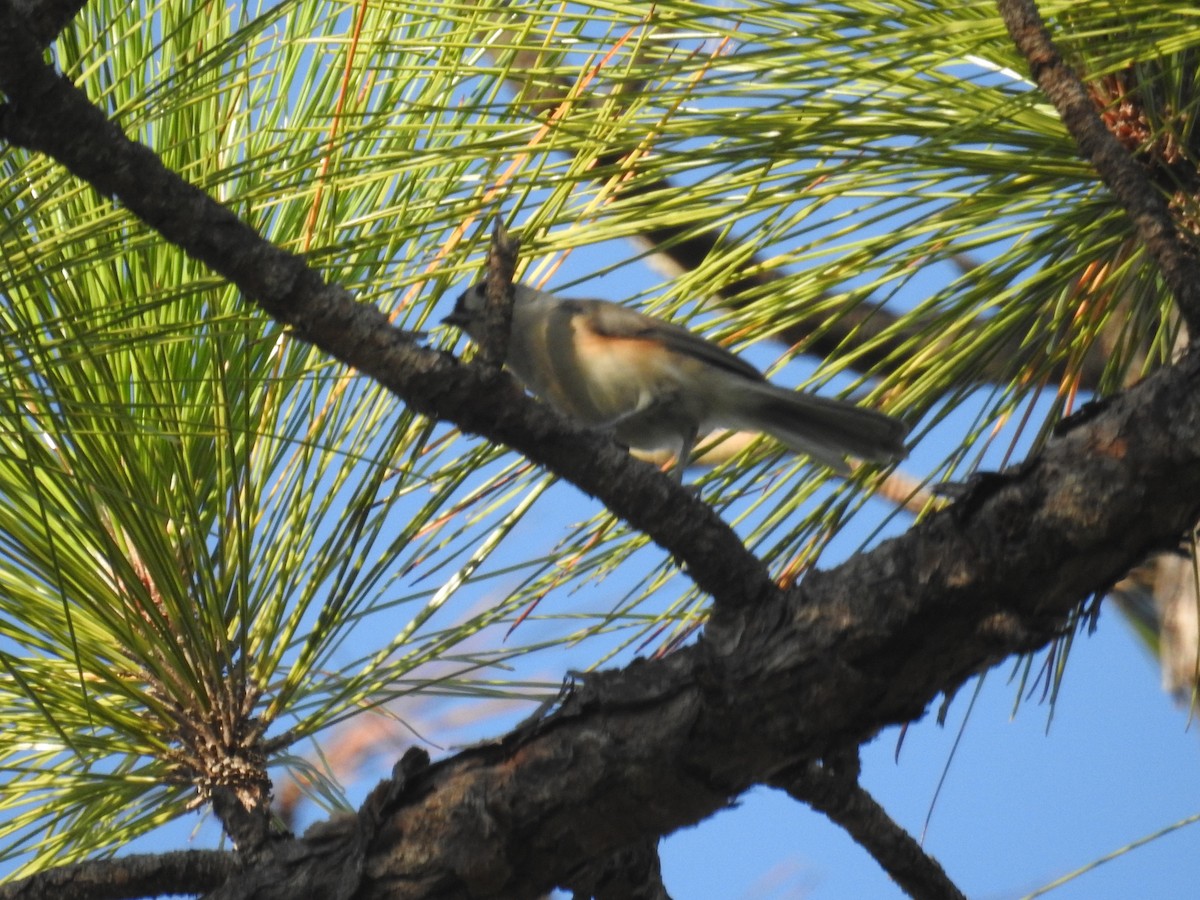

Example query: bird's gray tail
[733,383,908,473]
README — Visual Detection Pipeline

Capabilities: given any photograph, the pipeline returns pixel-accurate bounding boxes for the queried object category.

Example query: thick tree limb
[209,786,277,856]
[0,850,237,900]
[0,2,776,616]
[11,0,87,47]
[997,0,1200,334]
[560,839,671,900]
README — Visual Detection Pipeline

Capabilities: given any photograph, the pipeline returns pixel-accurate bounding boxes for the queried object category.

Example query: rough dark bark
[774,754,966,900]
[561,839,671,900]
[0,851,237,900]
[10,0,86,46]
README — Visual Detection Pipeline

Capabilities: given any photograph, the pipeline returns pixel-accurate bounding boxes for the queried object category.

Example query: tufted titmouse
[444,282,908,475]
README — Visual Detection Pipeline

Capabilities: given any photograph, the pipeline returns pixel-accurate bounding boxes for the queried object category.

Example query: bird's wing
[572,299,764,382]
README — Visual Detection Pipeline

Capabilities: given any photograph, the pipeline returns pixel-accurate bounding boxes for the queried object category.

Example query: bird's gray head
[442,281,488,331]
[443,282,539,334]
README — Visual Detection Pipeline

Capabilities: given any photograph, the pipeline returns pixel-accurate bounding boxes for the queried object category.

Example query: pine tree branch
[0,850,237,900]
[560,839,671,900]
[997,0,1200,335]
[774,753,965,900]
[10,0,88,46]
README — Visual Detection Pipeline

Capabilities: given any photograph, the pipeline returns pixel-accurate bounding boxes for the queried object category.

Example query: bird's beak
[441,294,470,328]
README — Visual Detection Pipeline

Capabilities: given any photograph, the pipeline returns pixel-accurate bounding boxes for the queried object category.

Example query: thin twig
[776,755,967,900]
[481,222,521,369]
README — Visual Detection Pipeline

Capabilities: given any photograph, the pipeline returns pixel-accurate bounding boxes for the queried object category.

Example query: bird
[444,282,908,477]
